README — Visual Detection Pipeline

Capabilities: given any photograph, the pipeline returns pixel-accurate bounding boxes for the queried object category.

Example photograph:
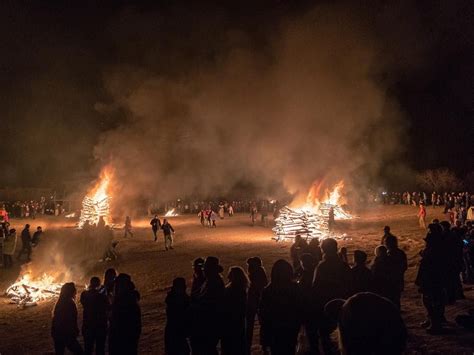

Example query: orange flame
[305,179,347,209]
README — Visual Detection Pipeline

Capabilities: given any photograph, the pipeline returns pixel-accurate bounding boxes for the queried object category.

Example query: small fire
[164,208,178,217]
[78,166,114,228]
[6,272,62,306]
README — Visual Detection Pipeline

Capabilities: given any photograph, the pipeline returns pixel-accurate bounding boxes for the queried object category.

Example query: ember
[78,166,113,228]
[6,273,62,307]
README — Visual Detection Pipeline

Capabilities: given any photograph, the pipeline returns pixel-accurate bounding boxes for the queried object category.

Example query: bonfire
[78,166,113,228]
[6,273,62,307]
[165,208,179,217]
[273,180,352,241]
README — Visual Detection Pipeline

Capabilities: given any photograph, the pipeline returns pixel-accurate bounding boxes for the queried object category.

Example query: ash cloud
[94,5,408,205]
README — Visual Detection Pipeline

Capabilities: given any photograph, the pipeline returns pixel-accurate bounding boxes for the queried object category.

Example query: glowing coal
[6,273,62,307]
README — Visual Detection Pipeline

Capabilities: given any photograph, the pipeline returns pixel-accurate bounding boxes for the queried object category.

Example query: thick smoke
[94,7,405,205]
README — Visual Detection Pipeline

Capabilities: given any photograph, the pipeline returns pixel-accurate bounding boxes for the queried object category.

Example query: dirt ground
[1,205,474,354]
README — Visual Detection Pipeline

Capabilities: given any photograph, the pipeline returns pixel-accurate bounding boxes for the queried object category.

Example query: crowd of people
[1,197,65,219]
[51,218,473,354]
[51,269,141,355]
[0,222,43,267]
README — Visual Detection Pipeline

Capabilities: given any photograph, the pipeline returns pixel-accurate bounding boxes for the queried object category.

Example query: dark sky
[0,0,472,189]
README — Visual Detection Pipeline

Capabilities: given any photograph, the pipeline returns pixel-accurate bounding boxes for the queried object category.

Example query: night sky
[0,0,472,189]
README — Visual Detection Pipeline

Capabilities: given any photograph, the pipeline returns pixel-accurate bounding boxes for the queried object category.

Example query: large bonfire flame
[273,179,352,241]
[78,166,113,228]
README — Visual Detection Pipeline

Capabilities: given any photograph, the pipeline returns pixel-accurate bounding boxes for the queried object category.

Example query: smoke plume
[94,6,406,205]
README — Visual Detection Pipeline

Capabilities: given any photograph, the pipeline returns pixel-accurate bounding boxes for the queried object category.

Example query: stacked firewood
[273,206,329,241]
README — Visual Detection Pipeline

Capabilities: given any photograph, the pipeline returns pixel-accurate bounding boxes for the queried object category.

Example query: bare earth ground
[1,205,474,354]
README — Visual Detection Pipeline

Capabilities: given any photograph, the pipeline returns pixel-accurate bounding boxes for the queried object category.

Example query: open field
[1,205,474,354]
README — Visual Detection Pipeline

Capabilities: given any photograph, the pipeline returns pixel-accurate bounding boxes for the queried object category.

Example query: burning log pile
[78,166,113,229]
[6,274,62,307]
[78,195,110,228]
[273,206,329,241]
[273,180,354,241]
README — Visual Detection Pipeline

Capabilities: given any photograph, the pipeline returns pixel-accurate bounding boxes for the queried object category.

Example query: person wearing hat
[190,256,224,355]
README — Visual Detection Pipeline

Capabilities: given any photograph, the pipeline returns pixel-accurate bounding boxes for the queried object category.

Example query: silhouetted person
[443,220,465,303]
[162,219,175,251]
[221,267,248,355]
[31,226,43,246]
[328,207,335,229]
[338,246,349,265]
[191,257,205,300]
[350,250,372,295]
[260,259,302,355]
[17,223,31,261]
[416,223,446,333]
[80,277,107,355]
[371,246,395,301]
[307,238,323,266]
[165,277,191,355]
[190,256,225,355]
[246,257,268,354]
[150,215,161,242]
[123,216,133,238]
[51,282,83,355]
[290,235,309,276]
[325,293,407,355]
[109,273,141,355]
[312,238,351,354]
[298,253,317,355]
[380,225,394,245]
[100,268,117,327]
[97,216,105,229]
[385,234,407,309]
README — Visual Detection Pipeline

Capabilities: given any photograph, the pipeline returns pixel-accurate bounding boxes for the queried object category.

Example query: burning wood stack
[273,179,353,241]
[78,166,113,229]
[78,195,110,228]
[6,274,62,307]
[273,206,329,241]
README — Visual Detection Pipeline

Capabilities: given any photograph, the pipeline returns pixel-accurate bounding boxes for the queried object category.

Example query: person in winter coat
[150,215,161,242]
[371,246,395,301]
[191,257,205,300]
[17,224,32,261]
[3,229,17,268]
[246,257,268,354]
[416,224,447,333]
[165,277,191,355]
[80,277,108,355]
[190,256,225,355]
[385,235,408,309]
[350,250,372,295]
[311,238,351,354]
[260,259,302,355]
[325,293,407,355]
[162,219,175,251]
[51,282,83,355]
[221,267,249,355]
[108,274,141,355]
